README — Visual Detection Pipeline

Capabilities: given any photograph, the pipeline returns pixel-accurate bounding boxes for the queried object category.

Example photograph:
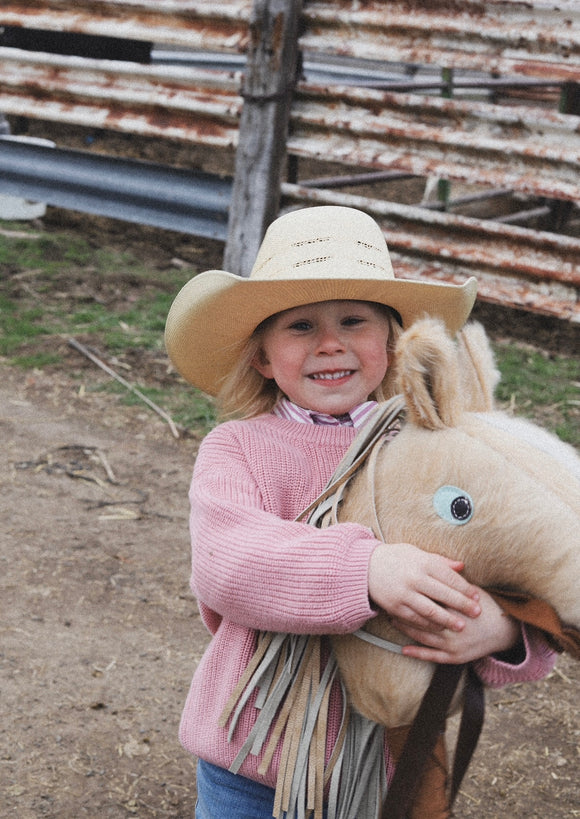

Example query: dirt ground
[1,202,579,815]
[1,318,579,819]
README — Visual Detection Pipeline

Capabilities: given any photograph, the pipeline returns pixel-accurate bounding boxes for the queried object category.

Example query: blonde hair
[217,304,403,421]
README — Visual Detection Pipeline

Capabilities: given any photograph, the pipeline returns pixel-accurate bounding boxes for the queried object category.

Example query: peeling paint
[0,1,253,51]
[300,1,580,81]
[0,0,578,321]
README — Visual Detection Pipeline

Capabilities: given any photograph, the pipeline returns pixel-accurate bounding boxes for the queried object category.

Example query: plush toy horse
[221,319,580,819]
[329,318,580,732]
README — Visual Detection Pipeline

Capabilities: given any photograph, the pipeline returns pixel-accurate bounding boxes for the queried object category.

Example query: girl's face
[253,300,392,416]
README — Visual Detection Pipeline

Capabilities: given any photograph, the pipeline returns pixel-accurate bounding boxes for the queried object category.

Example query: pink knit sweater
[179,414,556,787]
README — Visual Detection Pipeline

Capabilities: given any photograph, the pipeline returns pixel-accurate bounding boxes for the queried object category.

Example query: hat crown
[249,206,394,282]
[164,206,477,395]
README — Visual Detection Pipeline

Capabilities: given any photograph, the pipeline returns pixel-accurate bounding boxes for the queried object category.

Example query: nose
[315,323,345,354]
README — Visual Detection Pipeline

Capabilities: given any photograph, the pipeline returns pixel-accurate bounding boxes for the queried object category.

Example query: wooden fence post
[223,0,303,277]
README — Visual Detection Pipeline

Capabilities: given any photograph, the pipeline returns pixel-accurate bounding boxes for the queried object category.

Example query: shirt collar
[273,396,378,429]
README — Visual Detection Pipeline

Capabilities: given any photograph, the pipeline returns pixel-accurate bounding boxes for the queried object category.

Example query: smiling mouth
[309,370,353,381]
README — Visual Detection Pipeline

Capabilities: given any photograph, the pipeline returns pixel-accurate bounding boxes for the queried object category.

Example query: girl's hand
[368,541,481,633]
[399,587,521,664]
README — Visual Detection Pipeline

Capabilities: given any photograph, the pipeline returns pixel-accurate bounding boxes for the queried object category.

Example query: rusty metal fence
[0,0,579,324]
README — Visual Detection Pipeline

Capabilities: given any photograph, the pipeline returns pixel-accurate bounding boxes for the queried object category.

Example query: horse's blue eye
[433,486,474,525]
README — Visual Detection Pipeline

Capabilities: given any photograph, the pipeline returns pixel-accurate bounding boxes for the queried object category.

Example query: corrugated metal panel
[289,82,580,202]
[300,0,580,81]
[0,0,578,322]
[0,47,242,145]
[3,49,577,201]
[0,1,252,50]
[281,182,580,323]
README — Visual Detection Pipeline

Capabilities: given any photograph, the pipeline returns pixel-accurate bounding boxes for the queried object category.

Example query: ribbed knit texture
[179,413,556,789]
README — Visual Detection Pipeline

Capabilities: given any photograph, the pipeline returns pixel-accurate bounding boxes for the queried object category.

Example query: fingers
[392,595,468,633]
[399,622,471,663]
[368,542,481,631]
[399,591,522,664]
[433,558,480,604]
[402,642,457,664]
[389,553,480,627]
[421,571,481,621]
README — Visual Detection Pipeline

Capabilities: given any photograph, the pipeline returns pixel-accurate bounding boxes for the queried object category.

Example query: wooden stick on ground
[67,337,180,439]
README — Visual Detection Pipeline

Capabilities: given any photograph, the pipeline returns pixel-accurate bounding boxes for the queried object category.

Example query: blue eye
[433,486,474,525]
[288,321,312,332]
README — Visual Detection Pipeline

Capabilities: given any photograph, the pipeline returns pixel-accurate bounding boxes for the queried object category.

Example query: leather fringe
[219,631,387,819]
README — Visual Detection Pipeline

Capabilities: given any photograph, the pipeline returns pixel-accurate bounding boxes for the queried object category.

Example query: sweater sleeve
[474,624,557,686]
[189,422,378,636]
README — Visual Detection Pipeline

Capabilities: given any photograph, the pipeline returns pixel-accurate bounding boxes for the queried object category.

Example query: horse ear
[456,322,500,412]
[395,318,462,429]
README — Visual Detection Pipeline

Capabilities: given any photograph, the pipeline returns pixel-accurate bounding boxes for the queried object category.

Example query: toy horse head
[331,319,580,728]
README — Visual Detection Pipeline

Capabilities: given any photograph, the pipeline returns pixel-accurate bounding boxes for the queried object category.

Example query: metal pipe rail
[0,137,231,238]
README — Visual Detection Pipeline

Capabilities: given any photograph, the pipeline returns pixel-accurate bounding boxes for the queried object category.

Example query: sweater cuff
[474,624,557,688]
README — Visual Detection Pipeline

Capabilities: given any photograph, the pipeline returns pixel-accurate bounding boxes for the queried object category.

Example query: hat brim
[165,270,477,395]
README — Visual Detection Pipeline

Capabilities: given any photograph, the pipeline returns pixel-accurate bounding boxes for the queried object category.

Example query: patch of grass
[0,227,94,275]
[493,344,579,447]
[173,390,217,433]
[105,382,216,434]
[0,224,217,431]
[0,227,188,354]
[0,295,48,355]
[11,352,62,369]
[101,292,176,353]
[0,222,577,442]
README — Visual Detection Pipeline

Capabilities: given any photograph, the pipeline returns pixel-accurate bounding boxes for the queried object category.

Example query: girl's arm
[189,426,378,635]
[191,421,486,643]
[191,426,481,637]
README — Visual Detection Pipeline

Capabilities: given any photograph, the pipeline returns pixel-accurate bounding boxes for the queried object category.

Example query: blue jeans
[196,759,277,818]
[195,759,329,818]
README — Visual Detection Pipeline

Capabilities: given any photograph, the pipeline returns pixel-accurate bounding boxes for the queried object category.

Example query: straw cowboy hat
[165,206,477,396]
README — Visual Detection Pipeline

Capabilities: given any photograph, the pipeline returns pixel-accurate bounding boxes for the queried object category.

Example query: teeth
[311,370,351,381]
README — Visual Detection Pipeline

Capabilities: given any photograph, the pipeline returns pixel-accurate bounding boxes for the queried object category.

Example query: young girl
[165,206,556,818]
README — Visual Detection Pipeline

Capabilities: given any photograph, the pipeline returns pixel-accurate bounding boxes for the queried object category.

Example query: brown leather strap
[489,588,580,659]
[449,665,485,806]
[381,664,464,819]
[381,664,484,819]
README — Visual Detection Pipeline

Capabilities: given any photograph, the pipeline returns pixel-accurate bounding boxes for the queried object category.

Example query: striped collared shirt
[273,396,378,428]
